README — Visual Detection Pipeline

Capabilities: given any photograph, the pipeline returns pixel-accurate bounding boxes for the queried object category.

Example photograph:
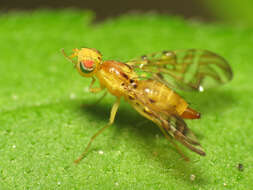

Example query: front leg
[85,77,107,106]
[89,77,104,93]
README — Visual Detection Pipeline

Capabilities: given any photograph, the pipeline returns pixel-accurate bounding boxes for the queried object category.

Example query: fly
[62,48,233,163]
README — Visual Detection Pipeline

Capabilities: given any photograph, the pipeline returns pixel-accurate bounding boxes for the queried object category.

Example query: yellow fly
[62,48,233,163]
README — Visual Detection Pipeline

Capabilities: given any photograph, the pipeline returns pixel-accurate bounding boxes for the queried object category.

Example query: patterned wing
[129,93,206,156]
[127,49,233,91]
[167,114,205,156]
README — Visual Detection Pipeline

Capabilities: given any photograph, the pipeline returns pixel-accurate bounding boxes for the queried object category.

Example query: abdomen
[136,80,188,116]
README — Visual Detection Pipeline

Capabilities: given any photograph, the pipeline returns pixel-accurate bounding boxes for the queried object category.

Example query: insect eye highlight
[79,60,95,74]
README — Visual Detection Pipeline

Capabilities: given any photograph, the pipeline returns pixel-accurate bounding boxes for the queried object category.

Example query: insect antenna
[62,48,78,66]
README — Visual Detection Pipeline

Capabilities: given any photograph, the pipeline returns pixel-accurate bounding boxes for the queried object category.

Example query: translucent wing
[167,114,205,156]
[127,49,233,91]
[129,93,205,156]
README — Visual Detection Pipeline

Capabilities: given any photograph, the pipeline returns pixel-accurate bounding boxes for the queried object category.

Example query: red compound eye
[79,60,95,74]
[83,60,94,68]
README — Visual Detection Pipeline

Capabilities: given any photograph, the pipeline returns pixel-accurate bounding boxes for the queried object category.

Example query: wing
[127,49,233,91]
[128,92,206,157]
[167,114,206,156]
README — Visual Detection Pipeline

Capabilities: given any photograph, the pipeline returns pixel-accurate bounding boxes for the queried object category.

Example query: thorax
[95,60,138,97]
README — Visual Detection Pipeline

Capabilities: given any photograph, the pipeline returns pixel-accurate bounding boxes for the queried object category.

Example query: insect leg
[82,78,107,108]
[89,77,105,93]
[82,91,107,108]
[74,98,121,163]
[62,49,78,65]
[95,91,107,104]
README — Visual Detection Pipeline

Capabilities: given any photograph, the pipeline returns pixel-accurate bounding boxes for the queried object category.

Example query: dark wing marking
[159,112,206,156]
[129,91,205,156]
[127,49,233,91]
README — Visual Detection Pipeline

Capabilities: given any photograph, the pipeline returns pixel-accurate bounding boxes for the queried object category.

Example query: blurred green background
[0,1,253,189]
[205,0,253,26]
[1,0,253,25]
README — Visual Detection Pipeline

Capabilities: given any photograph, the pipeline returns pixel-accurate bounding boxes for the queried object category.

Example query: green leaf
[0,10,252,189]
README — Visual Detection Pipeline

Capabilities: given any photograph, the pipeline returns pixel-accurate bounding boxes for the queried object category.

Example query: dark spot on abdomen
[121,72,129,80]
[149,98,156,103]
[128,95,134,100]
[123,63,133,70]
[143,108,152,116]
[132,83,138,89]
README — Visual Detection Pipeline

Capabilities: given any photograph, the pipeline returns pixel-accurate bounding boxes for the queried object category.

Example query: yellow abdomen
[137,80,188,116]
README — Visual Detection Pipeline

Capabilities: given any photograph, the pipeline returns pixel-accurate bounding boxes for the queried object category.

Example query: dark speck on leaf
[237,163,244,171]
[149,98,156,103]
